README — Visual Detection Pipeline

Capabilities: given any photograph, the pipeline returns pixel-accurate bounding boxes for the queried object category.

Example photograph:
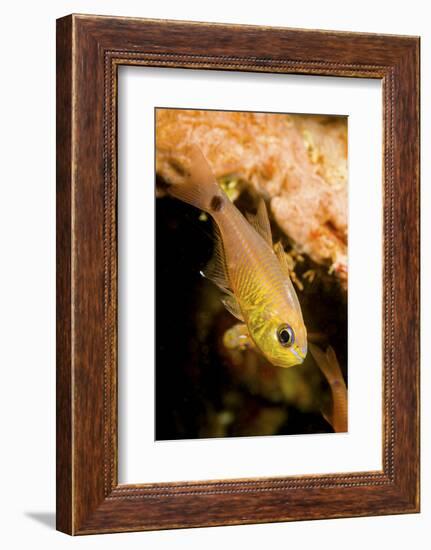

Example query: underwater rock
[156,109,348,289]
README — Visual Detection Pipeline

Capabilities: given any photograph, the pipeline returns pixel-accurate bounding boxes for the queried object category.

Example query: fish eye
[277,324,295,347]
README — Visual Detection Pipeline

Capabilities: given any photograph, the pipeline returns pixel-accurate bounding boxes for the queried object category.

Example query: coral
[156,109,348,289]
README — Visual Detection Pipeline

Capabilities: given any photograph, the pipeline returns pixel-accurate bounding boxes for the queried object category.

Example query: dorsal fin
[274,241,292,276]
[245,199,272,245]
[273,241,303,298]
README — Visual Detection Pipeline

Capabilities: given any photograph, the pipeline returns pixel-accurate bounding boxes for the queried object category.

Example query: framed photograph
[56,14,420,535]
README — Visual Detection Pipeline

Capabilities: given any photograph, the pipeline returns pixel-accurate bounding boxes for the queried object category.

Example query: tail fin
[158,144,223,213]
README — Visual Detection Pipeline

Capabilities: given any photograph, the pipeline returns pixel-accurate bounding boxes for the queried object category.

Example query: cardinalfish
[158,144,307,368]
[309,342,348,432]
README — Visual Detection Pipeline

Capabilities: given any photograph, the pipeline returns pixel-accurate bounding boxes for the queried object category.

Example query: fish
[223,322,256,351]
[157,144,307,368]
[309,342,347,432]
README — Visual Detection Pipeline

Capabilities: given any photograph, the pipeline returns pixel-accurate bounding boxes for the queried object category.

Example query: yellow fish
[223,322,256,351]
[158,145,307,368]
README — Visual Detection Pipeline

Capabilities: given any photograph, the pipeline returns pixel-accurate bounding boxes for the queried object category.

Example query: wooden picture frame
[56,14,420,535]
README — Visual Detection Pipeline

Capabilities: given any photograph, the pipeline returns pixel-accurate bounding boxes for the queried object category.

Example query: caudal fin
[157,144,223,213]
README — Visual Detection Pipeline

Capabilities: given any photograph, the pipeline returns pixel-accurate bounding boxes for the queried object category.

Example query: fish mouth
[271,344,308,368]
[292,345,307,363]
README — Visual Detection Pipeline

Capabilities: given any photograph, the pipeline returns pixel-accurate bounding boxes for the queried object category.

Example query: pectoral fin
[221,292,244,321]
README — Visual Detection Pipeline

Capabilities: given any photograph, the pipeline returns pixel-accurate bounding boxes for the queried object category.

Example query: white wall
[0,1,427,548]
